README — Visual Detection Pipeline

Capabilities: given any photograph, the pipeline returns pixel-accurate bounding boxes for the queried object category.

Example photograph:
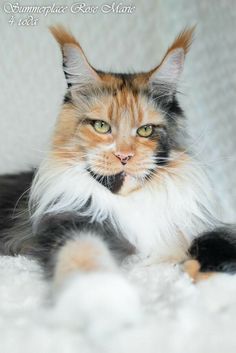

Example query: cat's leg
[185,227,236,282]
[183,259,216,282]
[35,220,141,335]
[53,232,117,286]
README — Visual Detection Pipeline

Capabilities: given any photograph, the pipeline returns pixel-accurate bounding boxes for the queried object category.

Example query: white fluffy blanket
[1,255,236,353]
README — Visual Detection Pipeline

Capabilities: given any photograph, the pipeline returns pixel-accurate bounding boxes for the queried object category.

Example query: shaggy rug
[1,254,236,353]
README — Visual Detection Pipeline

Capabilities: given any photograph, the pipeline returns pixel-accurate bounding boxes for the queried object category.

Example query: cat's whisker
[11,187,32,219]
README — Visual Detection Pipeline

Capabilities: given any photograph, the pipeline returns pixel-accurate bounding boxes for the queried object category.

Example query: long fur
[29,151,217,261]
[0,26,235,282]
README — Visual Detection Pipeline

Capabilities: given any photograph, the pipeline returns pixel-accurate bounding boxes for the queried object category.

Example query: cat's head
[50,25,194,195]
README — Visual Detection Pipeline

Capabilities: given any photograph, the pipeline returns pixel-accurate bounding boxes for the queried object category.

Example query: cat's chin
[87,166,147,195]
[118,173,142,195]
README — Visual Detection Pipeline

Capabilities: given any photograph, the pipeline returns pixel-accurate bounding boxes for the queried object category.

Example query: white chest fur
[109,176,214,260]
[31,158,217,261]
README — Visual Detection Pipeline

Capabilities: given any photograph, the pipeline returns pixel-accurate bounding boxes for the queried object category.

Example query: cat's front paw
[53,272,141,337]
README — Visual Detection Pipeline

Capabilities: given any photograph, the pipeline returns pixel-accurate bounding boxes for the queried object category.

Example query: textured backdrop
[0,0,235,221]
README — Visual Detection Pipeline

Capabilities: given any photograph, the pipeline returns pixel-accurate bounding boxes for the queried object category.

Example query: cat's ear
[49,25,101,89]
[148,27,195,94]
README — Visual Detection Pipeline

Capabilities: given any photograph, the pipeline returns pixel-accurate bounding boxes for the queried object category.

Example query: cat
[0,25,236,333]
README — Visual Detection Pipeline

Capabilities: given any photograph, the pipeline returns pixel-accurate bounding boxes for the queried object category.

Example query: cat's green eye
[93,120,111,134]
[137,124,154,138]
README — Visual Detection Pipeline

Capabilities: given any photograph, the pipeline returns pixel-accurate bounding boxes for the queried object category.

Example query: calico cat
[0,26,236,331]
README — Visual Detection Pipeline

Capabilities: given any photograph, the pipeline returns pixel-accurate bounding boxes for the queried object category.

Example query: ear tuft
[49,25,100,89]
[148,26,195,95]
[166,26,195,57]
[49,25,83,52]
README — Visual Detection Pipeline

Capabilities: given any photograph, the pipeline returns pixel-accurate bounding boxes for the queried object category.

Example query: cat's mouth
[87,168,126,193]
[87,166,150,194]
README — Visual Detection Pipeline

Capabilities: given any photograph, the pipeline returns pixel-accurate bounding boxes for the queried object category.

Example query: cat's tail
[189,227,236,274]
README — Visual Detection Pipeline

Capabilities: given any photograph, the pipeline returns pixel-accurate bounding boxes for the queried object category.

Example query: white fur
[2,255,236,351]
[30,152,218,261]
[53,271,141,337]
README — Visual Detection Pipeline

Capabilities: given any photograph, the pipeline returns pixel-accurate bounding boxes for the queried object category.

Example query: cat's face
[50,26,193,194]
[75,91,164,175]
[53,79,169,194]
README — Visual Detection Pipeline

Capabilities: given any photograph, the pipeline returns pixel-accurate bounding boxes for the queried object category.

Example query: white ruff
[30,155,218,260]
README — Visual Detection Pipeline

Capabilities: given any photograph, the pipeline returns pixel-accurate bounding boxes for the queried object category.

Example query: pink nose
[114,152,134,165]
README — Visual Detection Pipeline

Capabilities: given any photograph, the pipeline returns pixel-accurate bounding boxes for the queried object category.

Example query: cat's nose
[114,152,134,165]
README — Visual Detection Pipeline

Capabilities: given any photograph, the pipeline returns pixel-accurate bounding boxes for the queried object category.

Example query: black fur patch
[34,210,135,277]
[63,92,72,104]
[150,127,170,166]
[143,85,185,152]
[162,95,184,120]
[189,228,236,273]
[0,171,34,232]
[87,168,125,193]
[0,171,134,276]
[62,60,72,88]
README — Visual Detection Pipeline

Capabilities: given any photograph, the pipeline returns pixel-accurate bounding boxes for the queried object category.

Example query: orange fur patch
[51,105,84,161]
[49,25,82,50]
[166,27,195,57]
[184,259,216,283]
[54,237,115,285]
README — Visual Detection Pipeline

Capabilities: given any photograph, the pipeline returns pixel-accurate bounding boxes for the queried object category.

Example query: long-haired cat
[1,26,236,333]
